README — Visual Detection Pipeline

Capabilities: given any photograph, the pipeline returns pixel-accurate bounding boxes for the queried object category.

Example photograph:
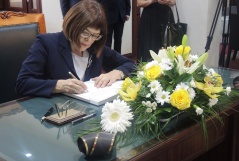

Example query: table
[0,67,239,161]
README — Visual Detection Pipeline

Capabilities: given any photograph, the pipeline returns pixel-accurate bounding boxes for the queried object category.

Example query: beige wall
[175,0,221,67]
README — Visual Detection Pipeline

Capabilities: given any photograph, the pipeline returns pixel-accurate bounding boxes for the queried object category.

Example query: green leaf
[166,85,174,91]
[162,107,172,113]
[174,73,192,84]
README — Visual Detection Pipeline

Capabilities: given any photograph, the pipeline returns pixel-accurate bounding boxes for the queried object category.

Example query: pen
[69,71,89,93]
[71,113,96,125]
[41,107,54,123]
[68,71,78,79]
[55,104,60,117]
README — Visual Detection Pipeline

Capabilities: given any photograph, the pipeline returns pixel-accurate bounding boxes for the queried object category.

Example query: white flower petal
[196,107,203,115]
[101,99,133,134]
[155,91,170,105]
[208,98,218,107]
[226,86,231,96]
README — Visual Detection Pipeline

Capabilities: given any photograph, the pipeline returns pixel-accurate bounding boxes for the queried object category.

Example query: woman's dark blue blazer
[15,32,135,97]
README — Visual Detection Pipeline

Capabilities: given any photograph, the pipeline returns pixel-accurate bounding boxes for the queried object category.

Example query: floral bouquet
[100,35,232,143]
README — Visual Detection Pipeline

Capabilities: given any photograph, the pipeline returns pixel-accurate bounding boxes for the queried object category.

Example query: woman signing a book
[15,0,135,98]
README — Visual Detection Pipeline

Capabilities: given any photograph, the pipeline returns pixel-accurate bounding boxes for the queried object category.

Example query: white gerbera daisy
[155,91,170,105]
[175,82,189,91]
[101,99,133,134]
[148,80,162,94]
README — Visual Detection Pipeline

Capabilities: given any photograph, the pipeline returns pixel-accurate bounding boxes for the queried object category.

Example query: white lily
[176,54,206,75]
[150,49,168,62]
[187,61,200,74]
[176,55,185,75]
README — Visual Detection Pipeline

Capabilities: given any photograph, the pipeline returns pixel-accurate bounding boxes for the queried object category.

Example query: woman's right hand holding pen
[52,79,87,94]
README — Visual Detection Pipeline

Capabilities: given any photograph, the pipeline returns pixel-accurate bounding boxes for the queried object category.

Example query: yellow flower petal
[213,73,223,86]
[195,80,223,98]
[118,90,133,101]
[184,46,191,54]
[195,81,204,90]
[170,89,191,110]
[144,65,161,81]
[122,77,134,91]
[119,82,141,101]
[175,45,183,56]
[211,87,223,93]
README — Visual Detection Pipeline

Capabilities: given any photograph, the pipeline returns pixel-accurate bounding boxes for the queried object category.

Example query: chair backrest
[0,23,39,103]
[0,11,46,34]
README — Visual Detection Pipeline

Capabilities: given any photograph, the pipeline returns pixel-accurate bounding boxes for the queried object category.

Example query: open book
[65,80,123,106]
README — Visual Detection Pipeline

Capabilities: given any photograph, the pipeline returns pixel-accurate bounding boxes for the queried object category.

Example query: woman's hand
[168,0,176,6]
[158,0,176,6]
[92,70,123,88]
[53,79,87,94]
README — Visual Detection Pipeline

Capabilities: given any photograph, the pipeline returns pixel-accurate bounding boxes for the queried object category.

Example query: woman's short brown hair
[62,0,107,57]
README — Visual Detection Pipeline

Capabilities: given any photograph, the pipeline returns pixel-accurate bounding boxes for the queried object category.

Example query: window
[2,0,42,13]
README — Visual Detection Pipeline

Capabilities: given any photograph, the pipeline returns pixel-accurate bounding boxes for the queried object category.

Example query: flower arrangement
[100,35,232,142]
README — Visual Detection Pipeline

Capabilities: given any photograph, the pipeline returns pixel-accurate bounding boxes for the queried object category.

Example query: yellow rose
[170,89,191,110]
[144,65,161,81]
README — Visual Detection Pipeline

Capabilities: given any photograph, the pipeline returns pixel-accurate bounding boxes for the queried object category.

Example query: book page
[65,80,123,105]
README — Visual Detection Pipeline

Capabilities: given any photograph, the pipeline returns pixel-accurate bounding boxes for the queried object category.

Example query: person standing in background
[60,0,130,54]
[60,0,80,17]
[137,0,176,62]
[100,0,131,53]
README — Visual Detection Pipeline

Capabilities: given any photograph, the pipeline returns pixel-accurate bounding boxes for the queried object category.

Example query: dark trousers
[106,19,124,53]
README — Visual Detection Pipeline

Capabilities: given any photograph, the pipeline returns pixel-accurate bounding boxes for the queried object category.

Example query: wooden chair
[0,11,46,103]
[0,11,46,34]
